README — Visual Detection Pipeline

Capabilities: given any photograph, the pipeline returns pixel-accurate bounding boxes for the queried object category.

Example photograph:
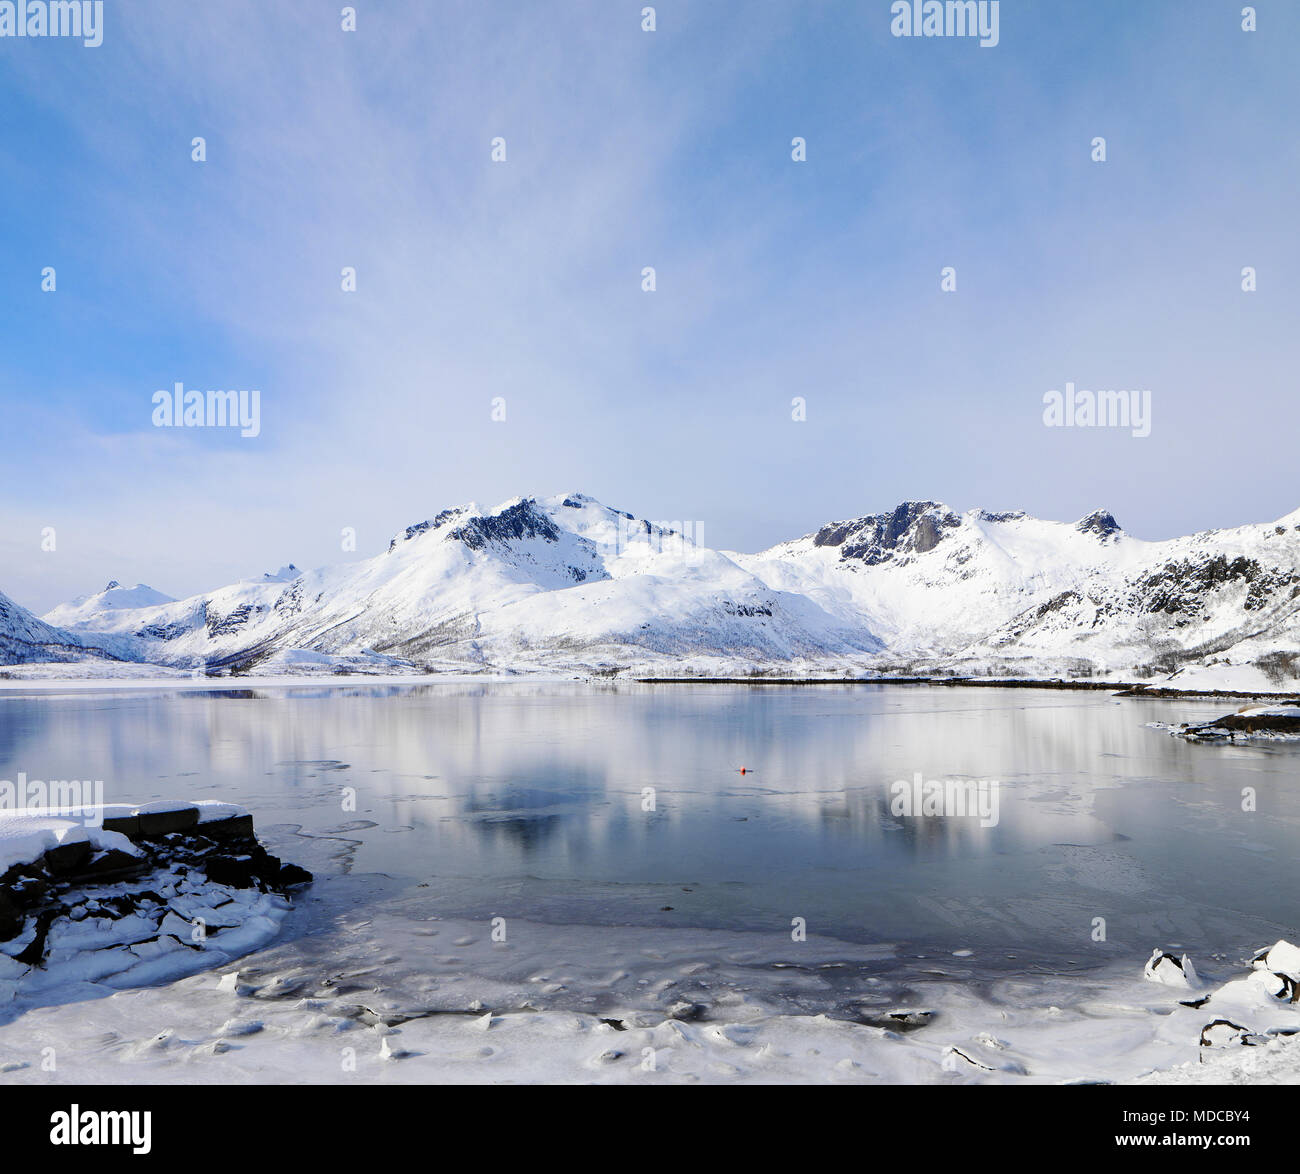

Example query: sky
[1,0,1298,614]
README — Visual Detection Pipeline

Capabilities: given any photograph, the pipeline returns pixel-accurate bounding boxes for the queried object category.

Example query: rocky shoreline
[0,803,311,1003]
[1168,705,1300,741]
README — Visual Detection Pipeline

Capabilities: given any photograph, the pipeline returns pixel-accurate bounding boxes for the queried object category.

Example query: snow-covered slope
[43,581,176,630]
[738,501,1300,687]
[10,494,1300,686]
[0,590,113,665]
[27,494,879,675]
[965,510,1300,684]
[0,587,143,670]
[735,503,1139,656]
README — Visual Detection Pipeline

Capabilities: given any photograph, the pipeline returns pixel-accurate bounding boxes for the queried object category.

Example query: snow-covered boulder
[1168,940,1300,1050]
[1143,949,1200,989]
[1252,940,1300,980]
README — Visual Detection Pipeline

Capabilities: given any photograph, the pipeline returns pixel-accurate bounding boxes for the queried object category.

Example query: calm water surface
[2,683,1296,970]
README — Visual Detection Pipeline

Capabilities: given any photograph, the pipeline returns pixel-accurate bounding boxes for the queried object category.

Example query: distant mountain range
[4,493,1300,691]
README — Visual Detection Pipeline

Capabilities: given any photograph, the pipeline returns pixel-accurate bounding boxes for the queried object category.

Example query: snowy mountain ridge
[4,492,1300,690]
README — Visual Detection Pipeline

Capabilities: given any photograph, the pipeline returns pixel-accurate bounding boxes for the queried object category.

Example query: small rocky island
[0,802,311,1003]
[1172,704,1300,741]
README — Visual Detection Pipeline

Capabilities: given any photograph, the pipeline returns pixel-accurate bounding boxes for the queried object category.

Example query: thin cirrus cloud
[0,0,1297,613]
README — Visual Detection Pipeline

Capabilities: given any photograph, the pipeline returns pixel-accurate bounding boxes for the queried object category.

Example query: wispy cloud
[2,1,1298,611]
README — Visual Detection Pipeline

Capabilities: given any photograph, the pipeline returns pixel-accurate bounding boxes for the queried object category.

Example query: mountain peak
[448,498,561,552]
[387,506,475,553]
[813,500,962,566]
[39,582,176,633]
[385,498,568,558]
[1075,509,1122,541]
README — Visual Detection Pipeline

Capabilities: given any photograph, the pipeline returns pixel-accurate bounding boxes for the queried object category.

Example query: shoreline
[634,676,1300,702]
[0,669,1297,703]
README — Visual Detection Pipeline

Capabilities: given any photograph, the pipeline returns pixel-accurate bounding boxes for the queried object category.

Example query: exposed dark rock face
[135,620,190,641]
[1034,590,1083,619]
[387,509,467,553]
[0,888,24,940]
[450,500,562,551]
[274,579,305,617]
[1134,555,1296,619]
[813,502,962,566]
[1076,510,1122,540]
[206,602,258,637]
[722,602,773,618]
[392,520,432,549]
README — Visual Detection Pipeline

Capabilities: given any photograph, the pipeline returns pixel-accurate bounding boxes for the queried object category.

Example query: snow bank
[0,813,139,874]
[3,881,1300,1084]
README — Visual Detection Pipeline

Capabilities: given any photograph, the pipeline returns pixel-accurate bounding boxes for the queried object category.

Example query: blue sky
[2,0,1298,613]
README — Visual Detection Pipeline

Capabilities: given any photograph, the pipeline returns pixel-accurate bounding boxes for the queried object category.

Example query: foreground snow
[3,865,1296,1084]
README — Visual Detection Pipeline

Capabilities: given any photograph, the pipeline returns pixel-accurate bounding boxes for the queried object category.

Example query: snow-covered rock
[1253,940,1300,979]
[1143,949,1200,989]
[1173,706,1300,741]
[0,802,308,1010]
[1147,939,1300,1054]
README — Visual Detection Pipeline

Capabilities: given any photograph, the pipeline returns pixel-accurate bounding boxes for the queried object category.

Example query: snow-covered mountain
[738,500,1300,688]
[736,503,1133,656]
[43,581,176,629]
[23,494,878,676]
[0,589,96,664]
[5,493,1300,689]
